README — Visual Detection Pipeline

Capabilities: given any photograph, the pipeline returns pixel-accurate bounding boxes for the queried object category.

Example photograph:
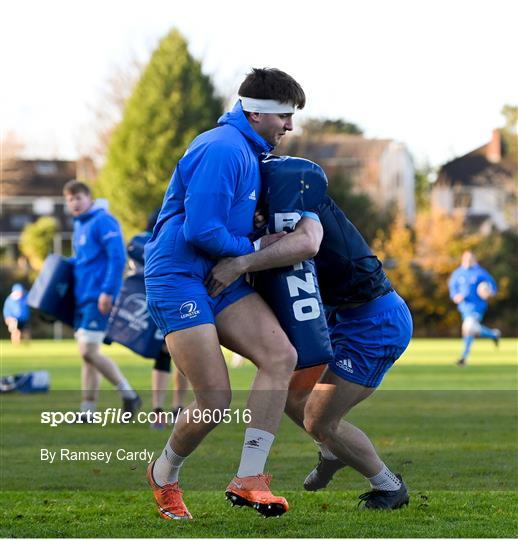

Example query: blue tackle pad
[28,254,75,327]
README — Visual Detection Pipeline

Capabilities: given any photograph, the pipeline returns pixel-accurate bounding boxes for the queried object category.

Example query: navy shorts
[327,291,413,388]
[74,302,109,333]
[146,275,255,337]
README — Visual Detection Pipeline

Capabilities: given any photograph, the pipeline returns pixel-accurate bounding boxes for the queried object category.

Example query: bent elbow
[183,225,205,249]
[301,236,320,259]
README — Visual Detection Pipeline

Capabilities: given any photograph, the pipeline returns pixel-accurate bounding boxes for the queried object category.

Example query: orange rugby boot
[225,473,289,518]
[146,461,192,520]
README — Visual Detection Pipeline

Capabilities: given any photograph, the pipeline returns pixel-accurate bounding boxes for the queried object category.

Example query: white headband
[240,96,295,114]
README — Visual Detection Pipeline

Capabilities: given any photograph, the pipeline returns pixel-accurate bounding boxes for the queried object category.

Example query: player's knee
[284,392,306,423]
[303,409,337,442]
[462,317,481,337]
[279,345,298,375]
[264,343,298,376]
[197,389,232,421]
[79,345,95,363]
[303,414,325,441]
[81,344,104,366]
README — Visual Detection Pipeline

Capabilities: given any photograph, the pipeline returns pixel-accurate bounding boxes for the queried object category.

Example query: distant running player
[3,283,30,345]
[448,251,500,367]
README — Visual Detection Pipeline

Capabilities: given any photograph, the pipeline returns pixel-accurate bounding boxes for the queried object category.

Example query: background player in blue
[64,181,141,417]
[208,189,413,510]
[448,251,500,367]
[3,283,30,345]
[144,68,306,520]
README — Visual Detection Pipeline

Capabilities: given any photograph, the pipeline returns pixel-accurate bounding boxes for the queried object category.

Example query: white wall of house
[432,185,509,231]
[379,142,415,225]
[471,187,507,230]
[431,186,453,211]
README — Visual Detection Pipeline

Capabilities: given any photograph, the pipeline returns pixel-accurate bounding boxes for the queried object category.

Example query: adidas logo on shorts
[336,358,354,373]
[248,190,257,201]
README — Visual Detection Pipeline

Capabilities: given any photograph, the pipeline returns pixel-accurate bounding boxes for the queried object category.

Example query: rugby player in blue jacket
[448,251,500,366]
[208,193,413,510]
[63,181,141,417]
[3,283,30,345]
[144,68,306,520]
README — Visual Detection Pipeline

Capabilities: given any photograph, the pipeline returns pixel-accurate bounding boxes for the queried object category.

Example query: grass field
[1,338,517,537]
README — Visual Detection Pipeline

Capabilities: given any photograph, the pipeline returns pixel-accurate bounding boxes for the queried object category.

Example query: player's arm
[183,144,257,257]
[206,217,323,297]
[98,215,126,314]
[448,271,464,304]
[483,270,498,295]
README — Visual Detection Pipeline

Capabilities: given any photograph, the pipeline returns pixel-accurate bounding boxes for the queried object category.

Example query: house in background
[431,129,518,234]
[280,133,416,225]
[0,157,96,257]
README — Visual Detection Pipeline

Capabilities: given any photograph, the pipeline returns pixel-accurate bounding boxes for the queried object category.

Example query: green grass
[1,338,517,537]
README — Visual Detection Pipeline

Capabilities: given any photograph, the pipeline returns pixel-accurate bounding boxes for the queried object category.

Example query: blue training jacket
[448,263,497,318]
[145,101,272,289]
[71,200,126,307]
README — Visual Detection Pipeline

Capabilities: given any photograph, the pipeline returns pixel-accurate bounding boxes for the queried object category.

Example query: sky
[2,0,517,168]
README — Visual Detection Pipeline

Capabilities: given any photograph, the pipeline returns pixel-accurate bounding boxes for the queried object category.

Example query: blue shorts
[74,302,109,332]
[327,291,413,388]
[146,275,255,337]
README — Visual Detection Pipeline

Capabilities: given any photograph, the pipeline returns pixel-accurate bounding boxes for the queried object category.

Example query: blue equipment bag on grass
[104,273,164,359]
[253,156,334,369]
[27,254,75,327]
[0,370,50,393]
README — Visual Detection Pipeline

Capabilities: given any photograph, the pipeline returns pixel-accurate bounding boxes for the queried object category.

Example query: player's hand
[254,211,267,229]
[258,231,287,249]
[98,293,113,315]
[205,258,243,298]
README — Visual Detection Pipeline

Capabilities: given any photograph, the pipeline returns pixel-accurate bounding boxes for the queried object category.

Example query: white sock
[315,440,338,460]
[152,442,186,486]
[116,379,137,400]
[236,428,275,478]
[80,400,96,412]
[368,463,401,491]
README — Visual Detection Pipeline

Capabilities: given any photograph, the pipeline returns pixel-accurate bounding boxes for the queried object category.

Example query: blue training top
[448,263,497,318]
[72,200,126,307]
[3,292,30,322]
[314,196,392,306]
[145,101,272,290]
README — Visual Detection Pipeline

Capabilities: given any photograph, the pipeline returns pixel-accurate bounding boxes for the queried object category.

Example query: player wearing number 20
[207,156,413,509]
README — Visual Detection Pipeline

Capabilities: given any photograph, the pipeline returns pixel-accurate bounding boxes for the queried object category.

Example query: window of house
[35,162,58,175]
[10,214,32,229]
[453,190,473,208]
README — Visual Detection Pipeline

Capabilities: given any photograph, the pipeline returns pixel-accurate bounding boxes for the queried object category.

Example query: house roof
[436,131,517,188]
[279,133,393,165]
[1,159,77,198]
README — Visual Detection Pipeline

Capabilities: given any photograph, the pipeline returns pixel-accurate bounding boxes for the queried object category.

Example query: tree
[95,29,223,237]
[373,209,486,336]
[19,217,57,272]
[328,171,394,244]
[414,164,435,211]
[301,118,363,135]
[372,214,426,317]
[500,104,518,171]
[87,55,143,168]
